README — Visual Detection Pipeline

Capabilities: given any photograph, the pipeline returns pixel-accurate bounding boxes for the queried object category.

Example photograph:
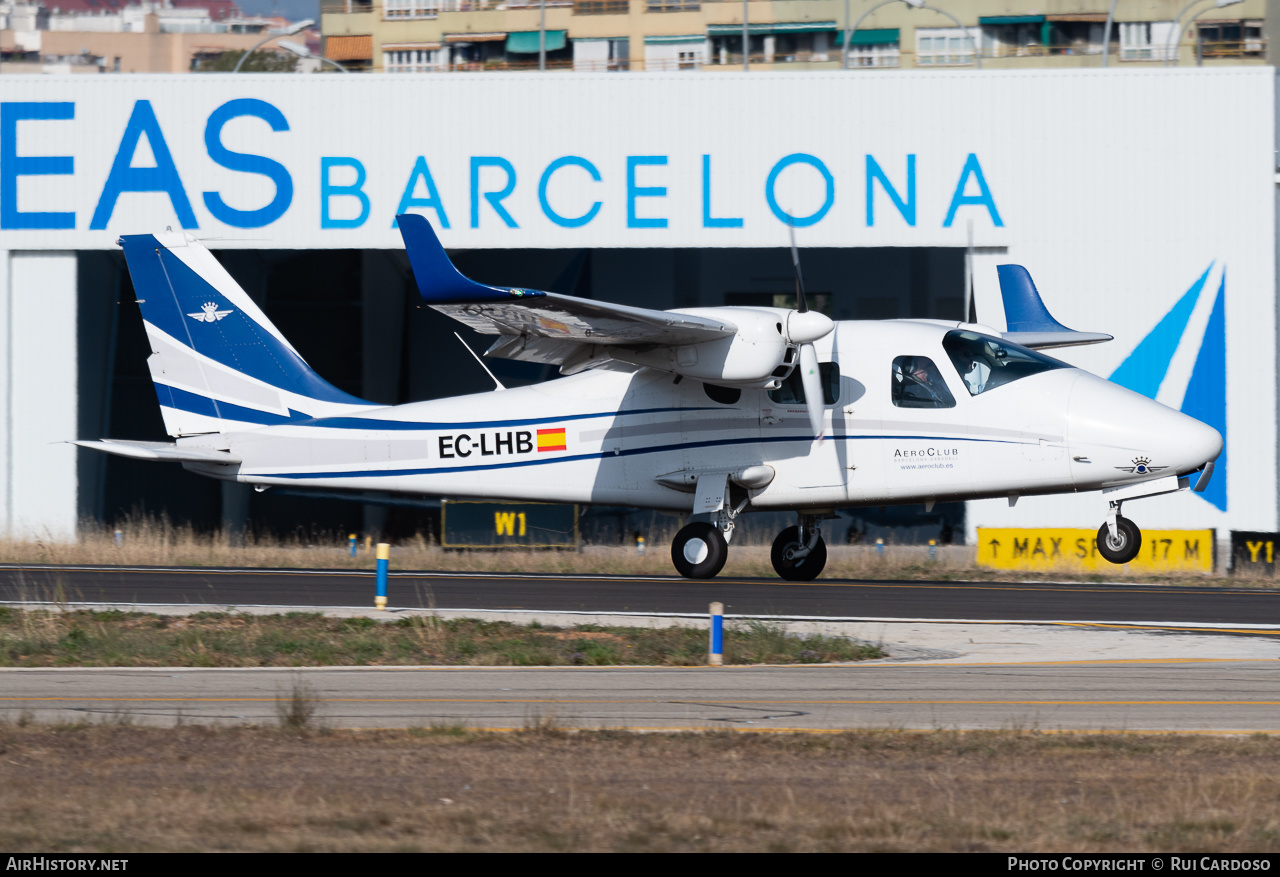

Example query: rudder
[118,231,372,436]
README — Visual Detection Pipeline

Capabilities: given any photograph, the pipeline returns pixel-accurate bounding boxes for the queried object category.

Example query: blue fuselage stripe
[294,406,714,430]
[259,434,1023,480]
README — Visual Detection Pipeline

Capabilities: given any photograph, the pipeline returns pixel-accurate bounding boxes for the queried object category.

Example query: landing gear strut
[770,514,827,581]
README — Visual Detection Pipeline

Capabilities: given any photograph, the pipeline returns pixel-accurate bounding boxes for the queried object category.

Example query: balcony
[1197,38,1266,59]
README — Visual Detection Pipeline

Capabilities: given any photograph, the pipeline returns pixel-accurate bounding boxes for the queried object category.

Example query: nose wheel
[1097,515,1141,564]
[671,522,729,579]
[770,516,828,581]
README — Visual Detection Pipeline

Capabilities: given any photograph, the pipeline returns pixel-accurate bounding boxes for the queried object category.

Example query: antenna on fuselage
[453,332,506,391]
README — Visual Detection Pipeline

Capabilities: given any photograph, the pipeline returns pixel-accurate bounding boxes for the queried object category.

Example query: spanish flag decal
[537,428,567,452]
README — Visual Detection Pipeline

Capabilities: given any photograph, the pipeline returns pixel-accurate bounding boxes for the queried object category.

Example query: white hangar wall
[0,69,1273,537]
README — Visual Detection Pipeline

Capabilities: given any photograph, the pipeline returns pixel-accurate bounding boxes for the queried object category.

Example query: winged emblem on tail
[187,302,233,323]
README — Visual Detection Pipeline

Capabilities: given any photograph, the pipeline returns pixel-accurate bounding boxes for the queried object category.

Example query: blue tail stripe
[157,383,312,426]
[120,235,369,407]
[397,214,546,305]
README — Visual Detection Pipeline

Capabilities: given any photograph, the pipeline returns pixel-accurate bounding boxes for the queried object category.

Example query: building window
[1197,20,1264,59]
[842,39,899,67]
[836,27,899,67]
[384,48,443,72]
[771,31,833,64]
[709,34,764,66]
[644,37,706,70]
[1118,21,1176,62]
[573,37,629,71]
[383,0,439,18]
[1044,19,1105,56]
[916,27,980,66]
[980,20,1046,58]
[573,0,629,14]
[647,0,699,11]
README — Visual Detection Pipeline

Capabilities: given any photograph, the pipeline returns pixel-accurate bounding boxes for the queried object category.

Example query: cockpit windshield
[941,330,1069,397]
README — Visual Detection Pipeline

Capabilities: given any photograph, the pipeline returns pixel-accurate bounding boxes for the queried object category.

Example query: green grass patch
[0,610,883,668]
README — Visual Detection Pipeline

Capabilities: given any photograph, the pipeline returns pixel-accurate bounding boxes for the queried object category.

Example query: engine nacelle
[610,306,798,388]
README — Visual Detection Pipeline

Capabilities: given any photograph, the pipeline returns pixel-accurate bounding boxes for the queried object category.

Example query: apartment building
[320,0,1270,73]
[0,0,310,72]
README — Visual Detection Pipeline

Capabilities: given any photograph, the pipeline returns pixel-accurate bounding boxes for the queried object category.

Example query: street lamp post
[279,39,349,72]
[1101,0,1118,67]
[1164,0,1244,66]
[230,18,314,73]
[843,0,980,71]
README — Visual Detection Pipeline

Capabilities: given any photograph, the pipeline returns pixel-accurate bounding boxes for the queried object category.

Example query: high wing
[397,214,736,373]
[996,264,1113,350]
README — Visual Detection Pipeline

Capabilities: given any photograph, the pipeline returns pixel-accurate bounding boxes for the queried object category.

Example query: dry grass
[0,609,882,668]
[1,724,1277,852]
[0,517,1255,585]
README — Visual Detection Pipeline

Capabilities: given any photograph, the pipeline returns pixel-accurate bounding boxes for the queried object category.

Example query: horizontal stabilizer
[998,264,1112,349]
[1002,330,1114,350]
[72,439,241,465]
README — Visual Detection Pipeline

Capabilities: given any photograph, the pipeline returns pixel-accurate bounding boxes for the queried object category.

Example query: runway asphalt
[3,564,1278,732]
[3,661,1277,733]
[2,563,1279,628]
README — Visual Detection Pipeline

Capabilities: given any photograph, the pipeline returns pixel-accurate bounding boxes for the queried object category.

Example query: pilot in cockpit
[892,356,955,409]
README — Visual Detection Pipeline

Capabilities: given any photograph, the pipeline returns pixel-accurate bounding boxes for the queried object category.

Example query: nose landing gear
[1097,514,1141,564]
[1092,474,1189,565]
[770,514,828,581]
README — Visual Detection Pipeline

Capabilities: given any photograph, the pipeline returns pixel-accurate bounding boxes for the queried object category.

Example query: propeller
[785,224,834,443]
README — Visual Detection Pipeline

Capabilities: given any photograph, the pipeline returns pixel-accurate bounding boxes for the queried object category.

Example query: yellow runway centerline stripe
[6,697,1280,706]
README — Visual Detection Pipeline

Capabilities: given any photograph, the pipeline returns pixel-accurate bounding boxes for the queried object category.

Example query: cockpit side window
[891,356,956,409]
[942,330,1069,396]
[767,362,840,406]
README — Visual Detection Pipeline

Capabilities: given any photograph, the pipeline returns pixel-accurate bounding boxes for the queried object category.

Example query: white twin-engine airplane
[76,215,1223,581]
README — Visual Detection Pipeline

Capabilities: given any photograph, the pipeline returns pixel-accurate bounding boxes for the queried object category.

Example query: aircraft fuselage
[186,318,1219,514]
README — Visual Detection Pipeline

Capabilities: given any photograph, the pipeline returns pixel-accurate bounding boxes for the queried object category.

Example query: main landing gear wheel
[1097,516,1142,565]
[671,522,729,580]
[771,526,828,581]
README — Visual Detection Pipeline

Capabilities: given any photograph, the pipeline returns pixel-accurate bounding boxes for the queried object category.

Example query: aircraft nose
[1179,415,1224,470]
[1069,374,1223,485]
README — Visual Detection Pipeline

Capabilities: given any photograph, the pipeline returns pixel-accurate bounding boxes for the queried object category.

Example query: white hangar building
[0,69,1269,541]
